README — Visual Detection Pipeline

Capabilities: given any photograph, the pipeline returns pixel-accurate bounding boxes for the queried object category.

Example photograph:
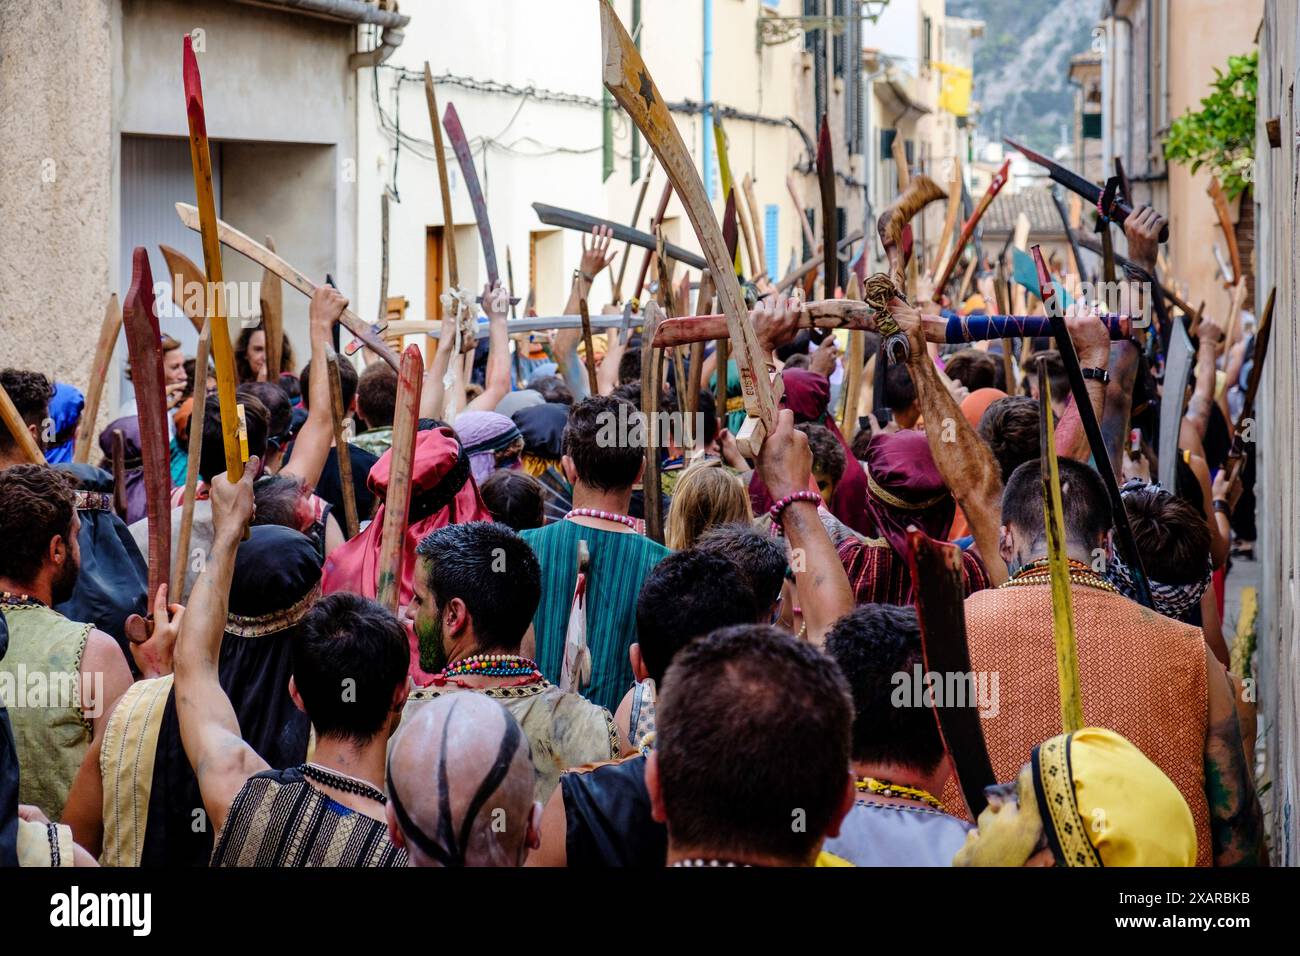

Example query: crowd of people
[0,208,1266,869]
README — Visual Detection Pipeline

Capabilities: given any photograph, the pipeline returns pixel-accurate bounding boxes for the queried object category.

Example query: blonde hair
[665,461,753,551]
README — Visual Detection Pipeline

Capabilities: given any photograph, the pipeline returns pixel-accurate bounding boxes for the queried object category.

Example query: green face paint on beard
[415,609,448,674]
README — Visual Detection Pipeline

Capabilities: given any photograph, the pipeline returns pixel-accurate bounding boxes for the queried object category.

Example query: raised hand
[309,283,349,332]
[483,279,509,321]
[752,291,803,356]
[579,225,616,286]
[756,408,813,501]
[126,583,186,678]
[209,456,258,541]
[1123,205,1167,273]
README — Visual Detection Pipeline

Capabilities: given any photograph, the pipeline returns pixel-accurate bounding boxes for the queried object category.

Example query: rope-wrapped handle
[865,273,911,364]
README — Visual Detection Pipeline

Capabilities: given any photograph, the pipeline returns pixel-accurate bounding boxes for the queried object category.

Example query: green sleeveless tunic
[0,602,92,819]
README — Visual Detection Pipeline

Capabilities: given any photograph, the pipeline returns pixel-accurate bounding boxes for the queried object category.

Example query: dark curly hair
[0,465,76,583]
[0,369,55,454]
[977,395,1040,485]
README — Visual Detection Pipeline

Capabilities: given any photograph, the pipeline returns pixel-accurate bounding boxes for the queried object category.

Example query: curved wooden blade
[442,101,498,286]
[878,175,947,293]
[175,202,399,371]
[174,320,211,600]
[74,293,123,464]
[375,345,424,613]
[262,235,283,381]
[601,0,774,451]
[1207,177,1242,286]
[928,157,963,283]
[122,247,172,602]
[424,64,459,291]
[817,114,838,295]
[533,202,706,271]
[183,34,243,482]
[325,348,359,539]
[158,245,207,328]
[904,529,994,818]
[1036,364,1084,735]
[934,158,1008,296]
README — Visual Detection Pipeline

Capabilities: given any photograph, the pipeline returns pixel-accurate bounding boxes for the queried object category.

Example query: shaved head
[386,694,541,867]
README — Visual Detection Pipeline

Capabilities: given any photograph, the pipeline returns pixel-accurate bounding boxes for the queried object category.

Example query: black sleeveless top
[561,754,667,867]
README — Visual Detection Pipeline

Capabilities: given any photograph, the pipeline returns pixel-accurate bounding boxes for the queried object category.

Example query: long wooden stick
[577,297,600,397]
[326,348,360,538]
[934,158,1009,297]
[742,174,766,280]
[183,36,244,482]
[375,345,424,613]
[262,236,284,381]
[640,302,665,544]
[929,157,963,283]
[1038,364,1084,734]
[614,153,656,302]
[74,294,122,464]
[787,174,817,254]
[174,203,399,372]
[174,321,211,600]
[424,64,459,292]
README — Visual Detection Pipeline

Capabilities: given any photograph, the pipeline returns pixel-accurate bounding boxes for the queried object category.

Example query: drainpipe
[703,0,715,200]
[232,0,410,68]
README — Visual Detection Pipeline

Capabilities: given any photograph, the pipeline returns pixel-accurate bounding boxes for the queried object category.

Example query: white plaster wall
[355,0,811,338]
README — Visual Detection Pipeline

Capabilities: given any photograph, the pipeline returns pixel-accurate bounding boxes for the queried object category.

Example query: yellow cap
[1033,727,1197,867]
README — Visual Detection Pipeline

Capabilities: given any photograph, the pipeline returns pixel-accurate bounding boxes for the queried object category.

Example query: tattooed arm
[895,300,1008,585]
[174,460,270,837]
[1203,646,1267,866]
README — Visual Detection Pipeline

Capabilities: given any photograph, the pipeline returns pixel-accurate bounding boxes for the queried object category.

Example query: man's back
[521,521,669,711]
[211,767,406,867]
[957,579,1211,865]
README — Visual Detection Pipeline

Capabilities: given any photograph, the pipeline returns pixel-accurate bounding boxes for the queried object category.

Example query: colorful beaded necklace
[564,508,640,532]
[435,653,543,688]
[854,776,944,810]
[0,592,45,608]
[999,558,1119,595]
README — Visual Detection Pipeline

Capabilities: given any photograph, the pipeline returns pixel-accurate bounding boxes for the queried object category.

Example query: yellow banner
[936,62,973,117]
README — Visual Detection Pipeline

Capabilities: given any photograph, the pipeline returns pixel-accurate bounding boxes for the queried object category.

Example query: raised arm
[894,300,1008,584]
[173,459,270,836]
[1184,318,1223,443]
[420,301,461,421]
[280,285,348,487]
[1052,302,1113,462]
[554,226,616,398]
[466,280,512,411]
[756,406,853,647]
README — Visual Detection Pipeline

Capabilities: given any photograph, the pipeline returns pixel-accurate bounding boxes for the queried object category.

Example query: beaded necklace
[999,558,1119,595]
[0,592,46,608]
[299,763,387,804]
[564,508,640,532]
[670,858,753,868]
[435,653,543,688]
[854,776,944,810]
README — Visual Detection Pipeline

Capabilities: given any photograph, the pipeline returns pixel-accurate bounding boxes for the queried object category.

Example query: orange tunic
[946,580,1211,866]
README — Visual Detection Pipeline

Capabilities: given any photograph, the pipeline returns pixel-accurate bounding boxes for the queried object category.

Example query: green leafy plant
[1164,50,1257,200]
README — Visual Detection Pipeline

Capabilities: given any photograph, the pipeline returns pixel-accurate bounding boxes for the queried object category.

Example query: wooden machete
[73,294,123,464]
[375,345,424,614]
[601,1,776,456]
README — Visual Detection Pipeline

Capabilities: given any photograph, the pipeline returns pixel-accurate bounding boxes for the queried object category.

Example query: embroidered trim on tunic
[864,466,950,511]
[1033,734,1102,868]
